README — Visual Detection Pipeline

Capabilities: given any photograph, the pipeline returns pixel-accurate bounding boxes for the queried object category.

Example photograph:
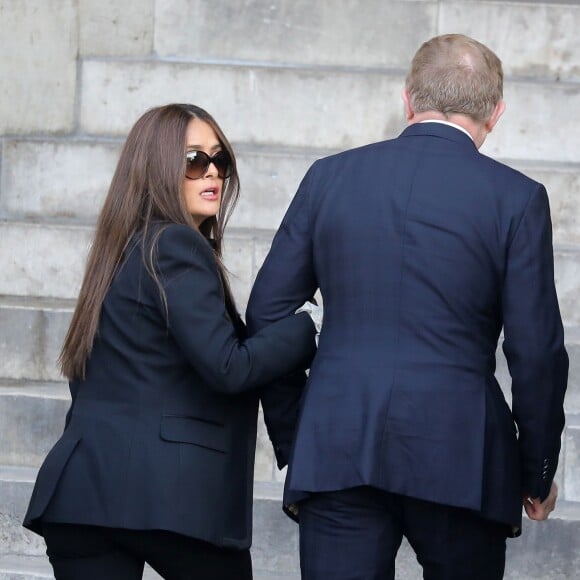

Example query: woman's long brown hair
[59,104,240,380]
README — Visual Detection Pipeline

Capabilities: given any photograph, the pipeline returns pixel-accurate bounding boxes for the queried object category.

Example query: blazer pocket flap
[160,415,227,453]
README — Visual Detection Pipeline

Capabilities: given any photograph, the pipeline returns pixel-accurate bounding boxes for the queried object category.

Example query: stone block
[554,248,580,327]
[0,297,72,382]
[0,383,69,467]
[0,0,77,134]
[0,140,119,221]
[563,418,580,502]
[513,162,580,247]
[79,0,154,56]
[80,60,579,163]
[0,140,316,228]
[0,555,52,580]
[230,150,317,231]
[2,139,578,245]
[79,60,407,148]
[254,406,276,482]
[0,555,162,579]
[155,0,436,68]
[0,467,45,556]
[223,230,255,309]
[565,337,580,416]
[440,0,580,81]
[481,81,580,163]
[252,485,300,573]
[0,222,92,299]
[504,507,580,579]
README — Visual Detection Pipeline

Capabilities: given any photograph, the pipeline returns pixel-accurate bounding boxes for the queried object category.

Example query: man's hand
[523,482,558,521]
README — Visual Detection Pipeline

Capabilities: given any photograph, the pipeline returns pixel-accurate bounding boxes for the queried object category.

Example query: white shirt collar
[419,120,474,142]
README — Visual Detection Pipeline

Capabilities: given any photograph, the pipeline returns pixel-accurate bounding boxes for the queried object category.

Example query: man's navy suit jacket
[247,123,568,530]
[24,224,316,549]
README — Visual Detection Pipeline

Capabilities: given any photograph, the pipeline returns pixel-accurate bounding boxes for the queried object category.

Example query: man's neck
[409,111,488,149]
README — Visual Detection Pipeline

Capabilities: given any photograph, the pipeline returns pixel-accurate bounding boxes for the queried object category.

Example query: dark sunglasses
[185,150,232,180]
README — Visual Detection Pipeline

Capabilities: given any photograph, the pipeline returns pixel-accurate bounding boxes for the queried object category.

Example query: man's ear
[485,100,506,133]
[402,89,414,121]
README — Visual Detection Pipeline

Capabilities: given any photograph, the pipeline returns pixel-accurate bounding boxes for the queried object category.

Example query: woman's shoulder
[147,223,217,283]
[136,222,213,259]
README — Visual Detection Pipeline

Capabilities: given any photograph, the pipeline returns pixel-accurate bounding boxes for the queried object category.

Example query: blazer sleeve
[154,224,316,394]
[246,166,319,467]
[501,184,568,501]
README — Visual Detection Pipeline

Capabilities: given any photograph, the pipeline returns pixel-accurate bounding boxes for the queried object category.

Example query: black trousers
[299,486,507,580]
[42,523,252,580]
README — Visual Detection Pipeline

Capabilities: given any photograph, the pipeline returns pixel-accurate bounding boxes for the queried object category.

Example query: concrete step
[2,219,580,326]
[0,140,319,232]
[0,555,162,579]
[0,297,73,382]
[1,138,579,245]
[4,0,580,138]
[0,222,268,307]
[154,0,580,84]
[77,58,580,165]
[0,466,44,556]
[0,382,69,467]
[0,556,299,580]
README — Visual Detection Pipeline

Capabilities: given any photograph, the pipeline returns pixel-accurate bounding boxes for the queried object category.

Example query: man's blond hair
[406,34,503,123]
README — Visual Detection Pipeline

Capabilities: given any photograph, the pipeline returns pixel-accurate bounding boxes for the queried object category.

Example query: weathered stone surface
[230,150,316,231]
[515,163,580,247]
[554,248,580,327]
[0,467,44,556]
[80,59,580,163]
[79,60,406,148]
[79,0,154,56]
[155,0,436,68]
[255,406,276,482]
[0,0,77,134]
[440,0,580,81]
[222,230,255,309]
[563,418,580,502]
[0,222,91,299]
[0,140,120,221]
[480,81,580,164]
[0,298,72,382]
[0,383,69,466]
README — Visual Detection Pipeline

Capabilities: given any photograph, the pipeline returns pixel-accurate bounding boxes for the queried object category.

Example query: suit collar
[399,122,478,150]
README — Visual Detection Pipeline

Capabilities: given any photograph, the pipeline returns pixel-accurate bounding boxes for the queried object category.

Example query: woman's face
[182,118,225,227]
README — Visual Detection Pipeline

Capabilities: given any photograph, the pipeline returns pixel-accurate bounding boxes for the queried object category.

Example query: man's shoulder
[480,152,539,183]
[312,138,397,170]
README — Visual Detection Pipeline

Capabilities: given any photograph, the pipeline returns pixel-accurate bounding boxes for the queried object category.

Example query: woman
[23,104,316,579]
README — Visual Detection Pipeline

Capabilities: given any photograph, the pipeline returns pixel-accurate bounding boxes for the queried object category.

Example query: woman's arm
[154,224,316,394]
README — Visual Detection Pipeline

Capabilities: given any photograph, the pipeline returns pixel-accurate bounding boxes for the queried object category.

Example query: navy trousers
[42,523,252,580]
[298,487,507,580]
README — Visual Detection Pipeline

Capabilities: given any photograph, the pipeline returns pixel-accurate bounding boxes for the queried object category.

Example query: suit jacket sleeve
[155,224,316,394]
[246,166,319,467]
[501,184,568,501]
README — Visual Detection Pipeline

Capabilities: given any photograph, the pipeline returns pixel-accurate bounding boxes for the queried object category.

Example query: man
[247,34,568,579]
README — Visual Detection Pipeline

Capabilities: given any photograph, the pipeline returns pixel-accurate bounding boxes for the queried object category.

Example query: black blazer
[24,223,316,549]
[247,123,568,531]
